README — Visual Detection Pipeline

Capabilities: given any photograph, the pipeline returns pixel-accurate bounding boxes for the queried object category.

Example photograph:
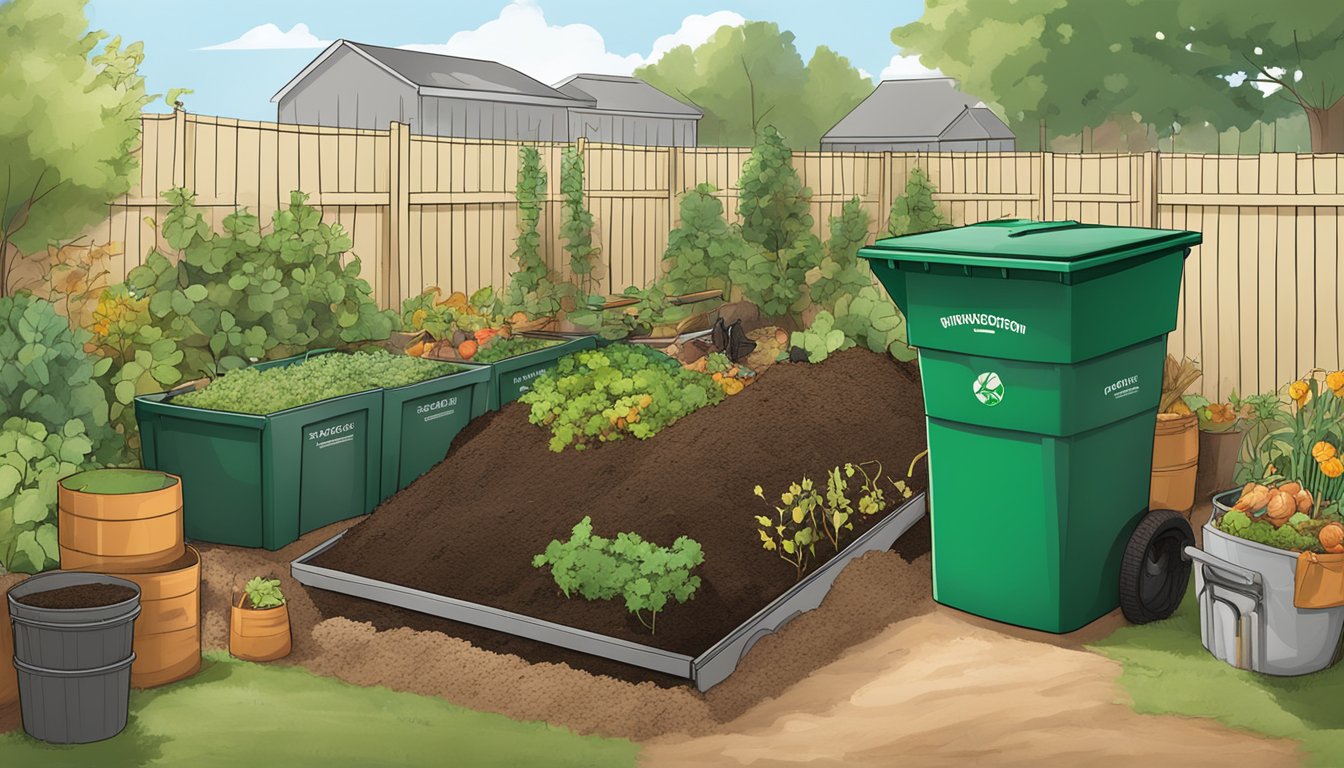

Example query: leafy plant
[1217,508,1337,553]
[887,166,948,237]
[400,288,496,339]
[471,336,558,363]
[753,460,913,580]
[0,293,117,462]
[833,286,917,362]
[660,184,747,299]
[243,576,285,609]
[503,147,563,319]
[731,127,822,320]
[788,311,850,363]
[810,197,874,310]
[532,516,703,634]
[520,345,723,452]
[126,188,395,381]
[568,284,677,341]
[0,417,95,574]
[559,146,600,295]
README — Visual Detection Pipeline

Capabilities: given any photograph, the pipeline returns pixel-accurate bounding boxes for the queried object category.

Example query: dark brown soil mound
[15,582,137,609]
[312,348,927,656]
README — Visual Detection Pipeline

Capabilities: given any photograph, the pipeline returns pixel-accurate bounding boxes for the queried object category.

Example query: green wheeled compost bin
[859,219,1202,633]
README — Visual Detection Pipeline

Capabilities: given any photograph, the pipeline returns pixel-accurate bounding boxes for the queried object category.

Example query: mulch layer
[311,348,928,657]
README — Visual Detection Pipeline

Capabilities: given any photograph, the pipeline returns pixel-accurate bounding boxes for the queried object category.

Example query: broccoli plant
[532,516,703,634]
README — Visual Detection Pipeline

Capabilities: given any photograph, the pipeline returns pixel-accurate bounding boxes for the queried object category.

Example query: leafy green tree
[660,184,747,299]
[0,0,154,296]
[888,167,948,237]
[892,0,1344,152]
[811,197,873,310]
[504,146,561,318]
[636,22,871,149]
[730,127,822,319]
[559,146,600,296]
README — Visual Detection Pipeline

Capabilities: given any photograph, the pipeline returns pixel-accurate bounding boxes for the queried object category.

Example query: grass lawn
[1092,584,1342,766]
[0,652,638,768]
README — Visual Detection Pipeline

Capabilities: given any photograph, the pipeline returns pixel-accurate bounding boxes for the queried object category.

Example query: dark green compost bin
[859,219,1202,633]
[380,362,490,499]
[479,335,598,410]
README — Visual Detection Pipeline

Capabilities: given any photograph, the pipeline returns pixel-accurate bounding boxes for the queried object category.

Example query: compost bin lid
[860,219,1202,273]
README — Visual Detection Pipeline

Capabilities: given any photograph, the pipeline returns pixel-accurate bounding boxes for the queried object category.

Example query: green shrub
[834,286,917,362]
[532,516,703,634]
[0,417,96,574]
[788,311,850,363]
[661,184,747,298]
[887,166,948,237]
[810,196,874,310]
[504,146,564,319]
[520,345,722,452]
[0,293,117,461]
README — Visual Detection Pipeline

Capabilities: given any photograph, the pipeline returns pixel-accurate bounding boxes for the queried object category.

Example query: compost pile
[312,348,928,655]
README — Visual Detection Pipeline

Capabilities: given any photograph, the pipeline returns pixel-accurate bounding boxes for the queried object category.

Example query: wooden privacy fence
[93,110,1344,400]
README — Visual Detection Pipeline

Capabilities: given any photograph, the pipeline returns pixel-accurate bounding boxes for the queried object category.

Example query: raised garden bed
[136,350,477,549]
[294,349,928,688]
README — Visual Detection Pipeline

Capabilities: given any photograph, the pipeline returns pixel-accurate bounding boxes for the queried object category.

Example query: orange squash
[1320,522,1344,554]
[457,340,478,359]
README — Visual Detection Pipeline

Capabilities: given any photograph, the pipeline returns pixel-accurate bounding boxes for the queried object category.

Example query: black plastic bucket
[6,571,141,743]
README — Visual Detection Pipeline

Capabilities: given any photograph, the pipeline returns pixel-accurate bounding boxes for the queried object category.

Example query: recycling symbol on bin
[973,371,1004,406]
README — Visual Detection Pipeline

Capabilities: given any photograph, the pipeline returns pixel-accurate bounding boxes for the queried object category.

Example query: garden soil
[12,582,137,609]
[310,348,930,655]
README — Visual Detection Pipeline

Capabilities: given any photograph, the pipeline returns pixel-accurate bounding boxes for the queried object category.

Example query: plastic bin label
[973,372,1005,406]
[939,312,1029,336]
[1103,375,1141,400]
[308,421,357,449]
[300,411,368,534]
[416,396,459,424]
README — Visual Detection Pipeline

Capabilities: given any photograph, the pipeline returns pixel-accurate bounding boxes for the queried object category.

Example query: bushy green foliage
[0,0,155,296]
[471,336,558,363]
[730,128,822,319]
[244,576,285,609]
[1217,509,1330,553]
[810,197,874,310]
[504,147,563,319]
[520,345,722,452]
[87,286,180,458]
[532,515,704,633]
[127,188,394,381]
[887,167,948,237]
[661,184,747,297]
[399,289,496,339]
[789,311,850,363]
[0,417,95,574]
[0,293,117,461]
[559,147,600,294]
[174,351,461,415]
[834,287,918,362]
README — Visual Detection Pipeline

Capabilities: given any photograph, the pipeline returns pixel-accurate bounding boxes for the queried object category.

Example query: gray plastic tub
[293,492,926,690]
[13,654,135,743]
[7,572,141,670]
[1187,489,1344,676]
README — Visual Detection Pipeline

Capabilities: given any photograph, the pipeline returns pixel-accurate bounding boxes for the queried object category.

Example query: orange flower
[1289,380,1311,406]
[1315,441,1339,463]
[1329,371,1344,396]
[1323,457,1344,479]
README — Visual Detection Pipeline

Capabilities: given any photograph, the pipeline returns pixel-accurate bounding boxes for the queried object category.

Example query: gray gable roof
[552,74,702,118]
[823,78,1011,142]
[272,40,593,107]
[941,107,1016,141]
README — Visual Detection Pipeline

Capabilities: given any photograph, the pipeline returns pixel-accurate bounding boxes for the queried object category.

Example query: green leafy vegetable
[789,311,850,363]
[0,417,96,574]
[244,576,285,609]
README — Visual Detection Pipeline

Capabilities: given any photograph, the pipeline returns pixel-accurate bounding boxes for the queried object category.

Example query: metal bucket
[1187,489,1344,676]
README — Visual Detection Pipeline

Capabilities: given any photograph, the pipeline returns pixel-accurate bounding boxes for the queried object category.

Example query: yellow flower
[1289,380,1311,406]
[1314,441,1339,463]
[1322,457,1344,479]
[1329,371,1344,396]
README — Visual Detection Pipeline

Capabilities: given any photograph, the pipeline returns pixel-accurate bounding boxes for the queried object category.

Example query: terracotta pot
[117,546,201,688]
[1151,413,1199,513]
[1194,428,1246,502]
[57,470,184,573]
[229,597,291,662]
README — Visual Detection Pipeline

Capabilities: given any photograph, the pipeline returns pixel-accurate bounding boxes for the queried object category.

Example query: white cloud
[879,53,943,81]
[201,23,330,51]
[858,68,875,82]
[400,1,745,85]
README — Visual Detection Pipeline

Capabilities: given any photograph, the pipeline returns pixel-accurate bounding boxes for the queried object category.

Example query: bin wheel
[1119,509,1194,624]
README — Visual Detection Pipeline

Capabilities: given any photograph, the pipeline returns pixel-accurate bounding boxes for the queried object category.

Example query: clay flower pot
[228,594,291,662]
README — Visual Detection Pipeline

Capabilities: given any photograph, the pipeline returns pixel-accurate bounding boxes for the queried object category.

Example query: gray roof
[272,40,593,106]
[822,78,1012,142]
[552,74,702,118]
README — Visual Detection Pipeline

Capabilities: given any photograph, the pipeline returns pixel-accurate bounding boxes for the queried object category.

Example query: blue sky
[84,0,932,120]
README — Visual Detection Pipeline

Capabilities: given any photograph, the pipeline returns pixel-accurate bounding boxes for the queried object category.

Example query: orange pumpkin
[457,340,478,360]
[1319,522,1344,554]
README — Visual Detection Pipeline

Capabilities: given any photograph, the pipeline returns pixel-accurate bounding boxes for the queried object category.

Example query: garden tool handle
[1183,546,1262,589]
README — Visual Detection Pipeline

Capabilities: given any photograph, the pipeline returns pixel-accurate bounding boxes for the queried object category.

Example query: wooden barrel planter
[229,597,291,662]
[57,469,184,573]
[117,546,202,688]
[1151,412,1199,514]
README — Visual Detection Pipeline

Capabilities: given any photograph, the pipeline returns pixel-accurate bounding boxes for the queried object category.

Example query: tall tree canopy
[636,21,872,149]
[892,1,1344,152]
[0,0,154,296]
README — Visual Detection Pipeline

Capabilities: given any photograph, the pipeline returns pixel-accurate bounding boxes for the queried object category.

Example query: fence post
[385,121,411,309]
[878,152,894,235]
[171,108,188,190]
[1142,151,1159,228]
[666,145,682,229]
[1039,151,1055,220]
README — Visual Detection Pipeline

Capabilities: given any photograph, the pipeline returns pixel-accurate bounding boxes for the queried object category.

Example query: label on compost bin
[511,368,547,395]
[307,420,357,449]
[973,371,1004,406]
[939,312,1027,337]
[1103,374,1140,400]
[416,396,459,424]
